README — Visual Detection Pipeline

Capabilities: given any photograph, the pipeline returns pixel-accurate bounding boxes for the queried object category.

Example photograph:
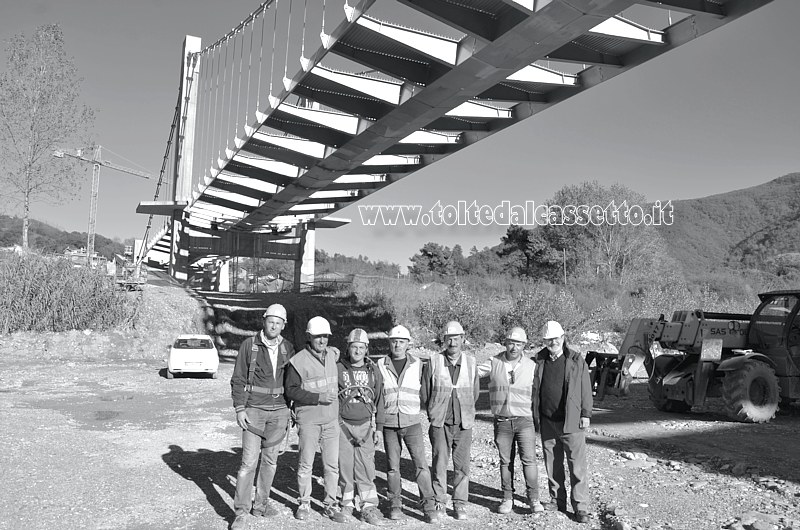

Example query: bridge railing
[188,0,374,205]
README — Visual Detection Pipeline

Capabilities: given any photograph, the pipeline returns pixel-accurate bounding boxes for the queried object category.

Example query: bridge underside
[140,0,773,289]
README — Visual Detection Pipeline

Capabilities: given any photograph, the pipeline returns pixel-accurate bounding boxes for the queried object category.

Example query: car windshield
[173,338,214,349]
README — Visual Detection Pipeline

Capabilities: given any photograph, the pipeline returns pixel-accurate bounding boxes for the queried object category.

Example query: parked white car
[167,334,219,379]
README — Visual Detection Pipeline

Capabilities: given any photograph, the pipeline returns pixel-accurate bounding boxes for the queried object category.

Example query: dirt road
[1,350,799,530]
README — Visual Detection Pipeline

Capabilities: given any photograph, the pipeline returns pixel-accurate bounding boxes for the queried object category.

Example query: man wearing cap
[285,316,346,523]
[477,326,543,515]
[421,320,480,521]
[375,325,439,524]
[532,321,593,524]
[336,328,383,525]
[230,304,295,530]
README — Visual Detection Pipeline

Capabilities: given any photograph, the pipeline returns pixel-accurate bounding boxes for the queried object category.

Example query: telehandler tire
[723,360,779,423]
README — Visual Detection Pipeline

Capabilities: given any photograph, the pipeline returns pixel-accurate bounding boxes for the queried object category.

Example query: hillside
[0,214,128,258]
[655,173,800,276]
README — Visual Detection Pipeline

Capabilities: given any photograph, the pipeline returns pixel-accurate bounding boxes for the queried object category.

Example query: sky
[1,0,799,270]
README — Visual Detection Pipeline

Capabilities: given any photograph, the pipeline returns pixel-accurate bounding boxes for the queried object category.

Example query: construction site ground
[1,273,799,530]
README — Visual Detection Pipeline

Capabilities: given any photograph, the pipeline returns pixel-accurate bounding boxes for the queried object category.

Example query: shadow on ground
[193,290,394,356]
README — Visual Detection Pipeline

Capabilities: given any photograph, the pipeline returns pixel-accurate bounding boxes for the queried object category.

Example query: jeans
[382,423,435,511]
[429,423,472,506]
[233,407,290,516]
[297,419,340,506]
[540,415,589,512]
[493,416,539,501]
[339,420,378,509]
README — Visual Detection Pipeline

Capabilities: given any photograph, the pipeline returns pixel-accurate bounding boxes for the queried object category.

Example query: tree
[0,24,94,248]
[542,181,663,284]
[409,242,455,280]
[497,224,561,280]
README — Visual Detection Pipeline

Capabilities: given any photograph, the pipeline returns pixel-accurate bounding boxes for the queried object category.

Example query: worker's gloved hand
[579,417,590,430]
[236,410,250,430]
[373,429,381,446]
[329,346,340,362]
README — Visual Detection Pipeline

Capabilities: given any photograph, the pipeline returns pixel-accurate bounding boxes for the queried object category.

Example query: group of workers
[229,304,593,529]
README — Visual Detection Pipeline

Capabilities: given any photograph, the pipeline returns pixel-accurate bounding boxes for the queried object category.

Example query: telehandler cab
[592,290,800,423]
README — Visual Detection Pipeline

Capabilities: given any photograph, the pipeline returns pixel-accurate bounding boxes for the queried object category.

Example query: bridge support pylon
[294,222,315,293]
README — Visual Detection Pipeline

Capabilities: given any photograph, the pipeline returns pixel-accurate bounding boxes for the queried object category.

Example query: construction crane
[54,145,151,267]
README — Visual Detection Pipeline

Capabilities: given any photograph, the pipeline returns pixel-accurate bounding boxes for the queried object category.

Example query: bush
[0,251,140,334]
[415,282,498,343]
[500,281,584,343]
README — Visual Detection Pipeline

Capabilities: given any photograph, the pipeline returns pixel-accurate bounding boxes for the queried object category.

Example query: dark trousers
[540,415,589,513]
[494,416,539,501]
[429,423,472,506]
[382,423,435,511]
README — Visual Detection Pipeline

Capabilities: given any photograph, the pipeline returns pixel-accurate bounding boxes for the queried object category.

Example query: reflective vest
[427,352,477,429]
[488,354,535,418]
[378,356,422,416]
[289,347,339,424]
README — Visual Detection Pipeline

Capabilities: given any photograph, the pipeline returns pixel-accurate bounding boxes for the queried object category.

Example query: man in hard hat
[230,304,295,530]
[477,326,544,515]
[375,325,439,524]
[421,320,480,521]
[285,316,346,523]
[336,329,384,525]
[532,320,593,524]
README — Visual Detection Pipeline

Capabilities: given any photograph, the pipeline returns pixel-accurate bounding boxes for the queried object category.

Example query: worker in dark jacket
[230,304,295,530]
[532,321,593,525]
[336,329,383,525]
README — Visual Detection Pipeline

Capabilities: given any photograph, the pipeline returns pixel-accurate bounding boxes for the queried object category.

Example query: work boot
[340,506,353,519]
[389,506,404,520]
[497,499,513,514]
[575,510,591,524]
[294,503,311,520]
[324,505,347,523]
[528,498,544,513]
[362,506,384,525]
[541,500,566,512]
[252,501,279,517]
[424,509,441,524]
[230,514,247,530]
[434,501,446,517]
[454,504,468,521]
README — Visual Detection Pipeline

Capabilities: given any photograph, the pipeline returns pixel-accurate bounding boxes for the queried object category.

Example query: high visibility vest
[378,356,422,415]
[289,347,339,424]
[488,354,535,418]
[427,352,477,429]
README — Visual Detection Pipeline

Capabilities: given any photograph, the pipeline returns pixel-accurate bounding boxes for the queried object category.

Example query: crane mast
[53,145,151,267]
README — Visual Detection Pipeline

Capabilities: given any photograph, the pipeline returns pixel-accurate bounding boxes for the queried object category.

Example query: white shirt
[259,331,281,380]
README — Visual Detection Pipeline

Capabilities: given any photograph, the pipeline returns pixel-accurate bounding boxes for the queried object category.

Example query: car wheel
[166,369,174,379]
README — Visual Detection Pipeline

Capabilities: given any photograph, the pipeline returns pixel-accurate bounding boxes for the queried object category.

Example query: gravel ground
[1,275,799,530]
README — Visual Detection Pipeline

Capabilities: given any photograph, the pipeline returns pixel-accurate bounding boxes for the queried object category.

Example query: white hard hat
[306,316,332,336]
[506,327,528,343]
[443,321,464,337]
[263,303,287,321]
[388,325,411,340]
[347,328,369,345]
[541,320,565,340]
